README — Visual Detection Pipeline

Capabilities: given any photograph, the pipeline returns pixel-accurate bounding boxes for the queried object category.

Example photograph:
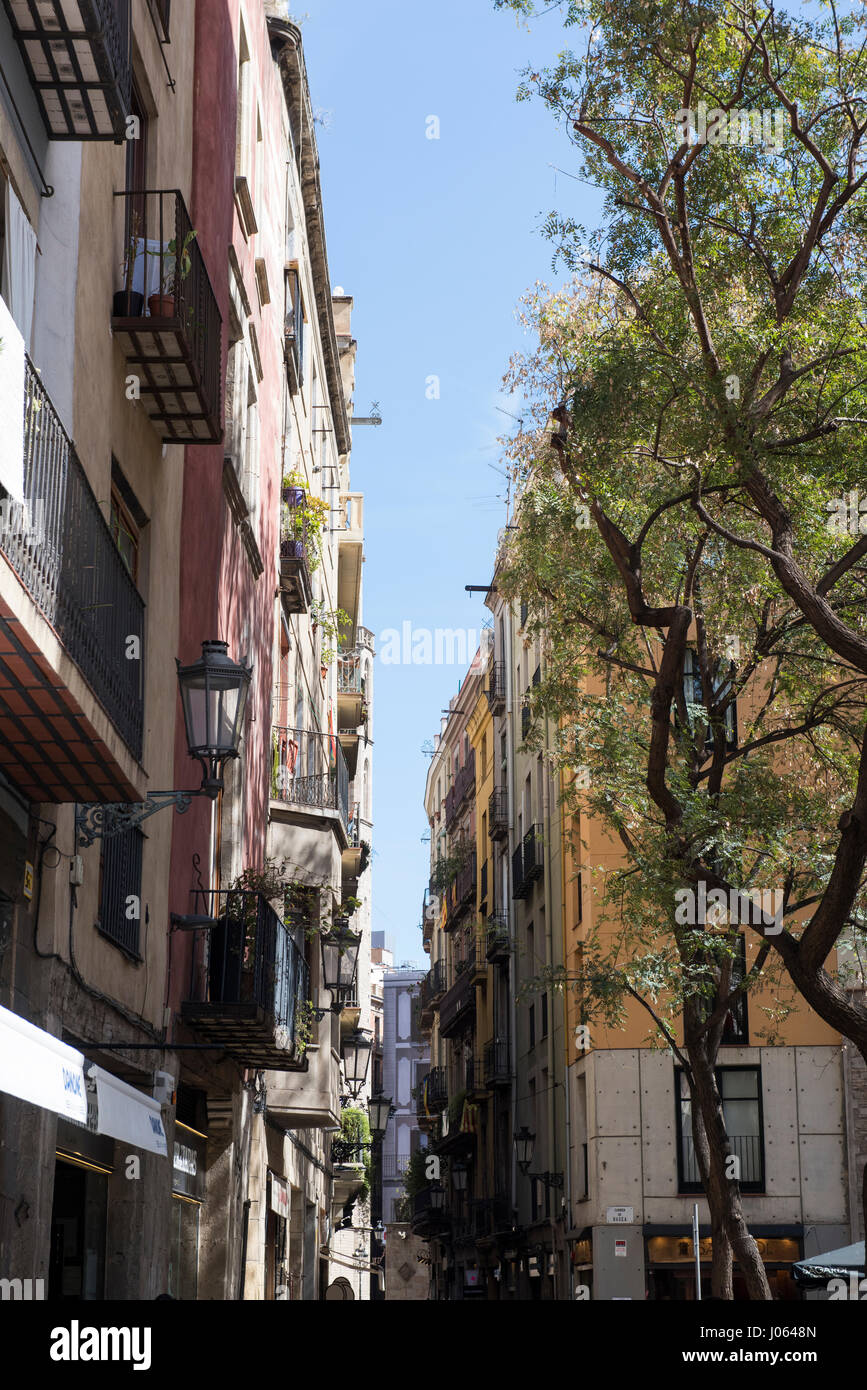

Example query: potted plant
[148,228,197,318]
[113,211,144,317]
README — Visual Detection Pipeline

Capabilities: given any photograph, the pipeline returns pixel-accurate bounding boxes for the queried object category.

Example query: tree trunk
[687,1031,772,1300]
[690,1106,734,1297]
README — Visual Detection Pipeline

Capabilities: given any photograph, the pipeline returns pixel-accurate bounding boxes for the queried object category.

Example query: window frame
[674,1064,765,1194]
[96,826,145,960]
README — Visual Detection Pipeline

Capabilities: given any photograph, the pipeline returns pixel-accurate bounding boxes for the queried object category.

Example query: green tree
[494,0,867,1297]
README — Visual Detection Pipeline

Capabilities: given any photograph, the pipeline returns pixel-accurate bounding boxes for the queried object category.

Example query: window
[682,648,737,753]
[109,460,147,586]
[285,268,304,388]
[528,1002,535,1049]
[541,991,548,1039]
[97,828,144,958]
[675,1066,764,1192]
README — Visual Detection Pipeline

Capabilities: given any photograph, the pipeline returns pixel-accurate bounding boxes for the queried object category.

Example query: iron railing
[512,844,526,899]
[523,826,543,884]
[337,654,365,697]
[483,1039,510,1086]
[486,911,510,959]
[381,1153,411,1181]
[112,188,222,439]
[272,726,350,836]
[444,750,475,829]
[486,658,506,713]
[417,1067,448,1118]
[2,0,131,140]
[489,787,509,839]
[680,1132,764,1190]
[0,356,144,756]
[184,889,310,1052]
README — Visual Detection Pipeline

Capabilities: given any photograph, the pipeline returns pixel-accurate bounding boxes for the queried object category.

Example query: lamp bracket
[75,791,205,848]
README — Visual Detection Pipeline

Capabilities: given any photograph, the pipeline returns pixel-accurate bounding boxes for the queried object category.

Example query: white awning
[0,1004,87,1123]
[88,1066,167,1156]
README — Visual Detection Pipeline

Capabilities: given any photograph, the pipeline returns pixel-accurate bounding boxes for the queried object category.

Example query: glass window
[676,1066,763,1191]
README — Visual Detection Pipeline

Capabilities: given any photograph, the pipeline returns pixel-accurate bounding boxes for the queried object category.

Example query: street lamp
[320,921,362,1011]
[451,1161,468,1192]
[368,1094,393,1139]
[429,1183,446,1212]
[75,640,252,846]
[341,1030,372,1100]
[177,640,253,797]
[514,1126,535,1176]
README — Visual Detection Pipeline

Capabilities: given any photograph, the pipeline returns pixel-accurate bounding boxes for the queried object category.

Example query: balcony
[0,353,144,800]
[419,959,446,1027]
[483,1039,510,1088]
[337,653,366,698]
[278,487,312,614]
[466,1054,486,1101]
[471,1196,513,1241]
[417,1067,448,1128]
[680,1132,764,1191]
[512,844,526,900]
[337,493,363,629]
[111,189,222,442]
[267,1020,340,1129]
[486,912,510,963]
[445,850,476,926]
[489,787,509,841]
[444,749,475,831]
[271,727,350,843]
[523,826,543,885]
[486,658,505,714]
[2,0,131,139]
[422,886,439,947]
[439,961,475,1039]
[181,890,310,1069]
[411,1187,449,1240]
[355,625,375,654]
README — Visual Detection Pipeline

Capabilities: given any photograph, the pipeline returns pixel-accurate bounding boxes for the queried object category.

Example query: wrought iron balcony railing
[2,0,131,139]
[181,890,310,1069]
[486,911,510,962]
[483,1039,510,1087]
[486,658,506,714]
[416,1067,448,1119]
[444,749,475,830]
[0,356,144,758]
[512,844,526,900]
[523,826,543,885]
[271,726,350,838]
[111,188,222,442]
[489,787,509,840]
[337,654,366,697]
[680,1133,764,1192]
[279,486,313,613]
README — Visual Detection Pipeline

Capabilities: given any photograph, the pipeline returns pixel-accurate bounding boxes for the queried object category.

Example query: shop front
[169,1122,207,1300]
[646,1228,803,1300]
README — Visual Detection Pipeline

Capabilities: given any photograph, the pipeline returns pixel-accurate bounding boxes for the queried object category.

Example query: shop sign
[270,1174,290,1218]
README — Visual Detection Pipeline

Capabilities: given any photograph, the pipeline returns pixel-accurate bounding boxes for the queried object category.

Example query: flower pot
[113,289,144,317]
[148,293,175,318]
[320,665,328,680]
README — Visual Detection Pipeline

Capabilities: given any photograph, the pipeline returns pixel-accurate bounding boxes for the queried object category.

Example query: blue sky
[302,0,601,964]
